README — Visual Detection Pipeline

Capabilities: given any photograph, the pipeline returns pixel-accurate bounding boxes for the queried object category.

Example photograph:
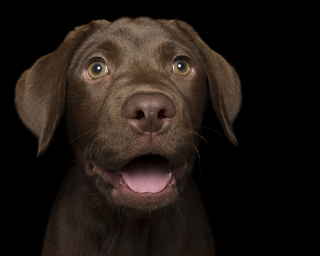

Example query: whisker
[89,135,105,159]
[172,203,182,221]
[83,143,90,159]
[187,141,200,160]
[180,194,188,202]
[63,159,77,168]
[83,138,96,159]
[100,145,105,157]
[194,125,225,136]
[177,195,187,203]
[188,130,216,174]
[83,132,106,160]
[57,153,78,162]
[198,146,216,172]
[186,141,202,176]
[89,136,102,153]
[190,129,216,154]
[70,128,105,143]
[185,131,217,176]
[191,130,208,143]
[76,129,105,159]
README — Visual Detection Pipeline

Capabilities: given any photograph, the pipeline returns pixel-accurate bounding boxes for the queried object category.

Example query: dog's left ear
[174,20,242,146]
[15,20,109,156]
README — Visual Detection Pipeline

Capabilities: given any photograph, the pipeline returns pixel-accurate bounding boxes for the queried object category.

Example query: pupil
[93,65,102,73]
[177,62,185,70]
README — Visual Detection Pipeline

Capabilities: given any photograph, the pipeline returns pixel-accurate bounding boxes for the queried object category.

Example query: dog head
[15,17,241,216]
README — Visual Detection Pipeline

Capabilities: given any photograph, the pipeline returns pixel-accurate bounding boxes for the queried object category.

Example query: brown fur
[15,17,241,256]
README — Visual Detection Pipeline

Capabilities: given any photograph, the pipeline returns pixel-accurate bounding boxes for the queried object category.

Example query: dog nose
[123,93,176,135]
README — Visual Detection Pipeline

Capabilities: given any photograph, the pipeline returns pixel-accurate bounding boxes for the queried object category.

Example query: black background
[3,3,310,256]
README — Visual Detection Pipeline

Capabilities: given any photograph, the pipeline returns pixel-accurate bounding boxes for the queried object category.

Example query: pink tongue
[119,156,171,193]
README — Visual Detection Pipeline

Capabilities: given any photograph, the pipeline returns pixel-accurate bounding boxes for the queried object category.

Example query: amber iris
[87,61,107,79]
[173,59,190,76]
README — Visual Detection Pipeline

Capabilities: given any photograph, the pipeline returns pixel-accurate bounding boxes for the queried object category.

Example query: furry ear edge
[14,20,109,156]
[207,50,242,147]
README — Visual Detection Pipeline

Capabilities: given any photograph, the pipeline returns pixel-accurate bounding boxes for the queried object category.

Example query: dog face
[15,17,241,215]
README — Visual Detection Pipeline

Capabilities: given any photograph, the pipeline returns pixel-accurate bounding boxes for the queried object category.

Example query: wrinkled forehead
[72,18,199,66]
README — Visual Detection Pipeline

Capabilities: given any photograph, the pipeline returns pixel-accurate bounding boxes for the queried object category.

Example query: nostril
[158,109,166,119]
[136,110,144,120]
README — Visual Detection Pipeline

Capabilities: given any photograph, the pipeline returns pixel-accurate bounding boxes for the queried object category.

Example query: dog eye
[172,59,191,76]
[87,61,108,79]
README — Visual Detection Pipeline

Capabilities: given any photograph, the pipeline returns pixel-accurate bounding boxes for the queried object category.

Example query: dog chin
[90,154,188,212]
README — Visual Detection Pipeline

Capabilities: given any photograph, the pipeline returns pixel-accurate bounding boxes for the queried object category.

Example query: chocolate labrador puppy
[15,17,241,256]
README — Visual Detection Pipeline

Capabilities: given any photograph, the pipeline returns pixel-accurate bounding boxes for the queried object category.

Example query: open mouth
[92,154,188,196]
[119,155,173,193]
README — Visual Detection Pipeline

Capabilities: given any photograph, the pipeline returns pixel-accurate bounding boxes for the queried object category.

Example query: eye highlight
[172,58,191,76]
[87,61,108,79]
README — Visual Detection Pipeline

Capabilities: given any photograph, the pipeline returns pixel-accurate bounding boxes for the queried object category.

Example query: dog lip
[94,153,188,172]
[92,153,188,176]
[92,157,187,195]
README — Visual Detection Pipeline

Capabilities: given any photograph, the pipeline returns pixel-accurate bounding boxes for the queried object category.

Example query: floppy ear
[15,20,108,156]
[203,48,242,146]
[175,21,242,146]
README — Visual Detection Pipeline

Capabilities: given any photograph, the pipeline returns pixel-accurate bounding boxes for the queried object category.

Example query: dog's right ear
[15,20,109,156]
[173,20,242,147]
